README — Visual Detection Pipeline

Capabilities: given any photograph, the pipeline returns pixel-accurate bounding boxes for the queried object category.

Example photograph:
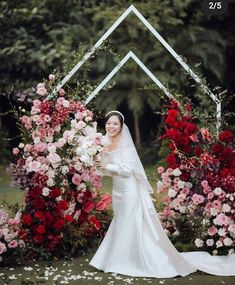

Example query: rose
[192,194,205,205]
[0,242,7,254]
[48,74,55,81]
[195,238,204,248]
[8,240,18,248]
[36,225,46,234]
[206,239,214,246]
[157,166,164,174]
[22,214,33,226]
[172,168,182,176]
[82,201,95,213]
[208,226,217,236]
[58,88,65,96]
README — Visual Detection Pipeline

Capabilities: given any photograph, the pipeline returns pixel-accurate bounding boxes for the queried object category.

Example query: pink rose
[34,143,47,153]
[200,128,213,142]
[96,201,107,211]
[213,213,230,226]
[228,224,235,234]
[201,180,208,188]
[189,134,199,143]
[24,144,33,152]
[7,218,19,225]
[212,200,222,210]
[72,174,82,186]
[192,194,205,205]
[48,74,55,81]
[13,148,19,155]
[0,242,7,254]
[59,88,65,96]
[207,192,214,200]
[203,186,211,194]
[8,239,18,249]
[36,87,47,96]
[82,201,95,213]
[208,226,218,236]
[47,153,61,164]
[157,166,164,174]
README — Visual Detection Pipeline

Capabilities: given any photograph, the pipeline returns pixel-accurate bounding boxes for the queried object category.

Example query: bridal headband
[106,110,125,122]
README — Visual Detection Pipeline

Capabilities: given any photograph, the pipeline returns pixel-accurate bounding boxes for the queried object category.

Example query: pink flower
[0,242,7,254]
[203,186,211,195]
[201,180,208,188]
[213,213,231,226]
[36,86,47,96]
[7,218,19,225]
[34,143,47,153]
[47,153,61,164]
[96,201,107,211]
[189,134,199,143]
[59,88,65,96]
[24,144,33,152]
[206,239,214,246]
[200,127,213,142]
[8,240,18,248]
[192,194,205,205]
[13,148,19,155]
[48,74,55,81]
[212,200,222,210]
[228,224,235,234]
[180,188,190,196]
[162,195,171,204]
[157,166,164,174]
[208,226,218,236]
[72,174,82,186]
[207,192,214,200]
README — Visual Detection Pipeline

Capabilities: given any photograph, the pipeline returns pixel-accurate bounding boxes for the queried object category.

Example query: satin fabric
[89,150,235,277]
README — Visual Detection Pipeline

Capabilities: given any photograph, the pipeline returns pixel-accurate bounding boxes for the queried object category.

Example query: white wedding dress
[89,124,235,278]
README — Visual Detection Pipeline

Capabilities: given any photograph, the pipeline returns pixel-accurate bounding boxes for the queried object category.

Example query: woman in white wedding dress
[89,111,235,278]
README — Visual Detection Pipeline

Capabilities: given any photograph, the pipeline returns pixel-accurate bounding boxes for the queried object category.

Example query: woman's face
[105,115,122,138]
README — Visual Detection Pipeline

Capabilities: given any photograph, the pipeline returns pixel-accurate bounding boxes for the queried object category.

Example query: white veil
[105,111,154,194]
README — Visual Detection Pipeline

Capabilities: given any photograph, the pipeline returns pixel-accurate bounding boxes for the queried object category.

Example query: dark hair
[105,112,124,128]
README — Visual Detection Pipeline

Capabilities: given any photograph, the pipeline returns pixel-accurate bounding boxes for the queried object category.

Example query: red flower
[34,211,45,221]
[54,219,65,229]
[22,214,33,226]
[166,153,178,168]
[219,130,233,143]
[65,215,73,223]
[89,215,101,230]
[49,188,61,199]
[82,201,95,213]
[44,212,55,226]
[57,200,69,210]
[36,225,46,234]
[34,235,44,244]
[211,143,224,154]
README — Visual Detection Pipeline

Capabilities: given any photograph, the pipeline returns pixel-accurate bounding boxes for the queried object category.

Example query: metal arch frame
[85,51,174,105]
[52,4,221,130]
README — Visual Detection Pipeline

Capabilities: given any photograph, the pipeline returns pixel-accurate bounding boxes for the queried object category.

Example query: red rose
[219,130,233,143]
[65,215,73,223]
[89,215,101,230]
[49,188,61,199]
[57,200,69,210]
[211,143,224,154]
[34,211,45,221]
[54,219,65,229]
[44,212,55,226]
[22,214,33,226]
[36,225,46,234]
[82,201,95,213]
[34,235,44,244]
[166,153,178,168]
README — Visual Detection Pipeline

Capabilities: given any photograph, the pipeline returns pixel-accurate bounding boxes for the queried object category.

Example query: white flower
[61,166,69,174]
[48,144,56,153]
[177,181,185,189]
[42,187,50,197]
[172,168,182,176]
[47,178,55,187]
[100,135,110,146]
[77,183,86,191]
[222,204,231,213]
[216,240,223,248]
[33,137,40,144]
[179,206,186,213]
[210,207,219,216]
[47,153,61,164]
[80,154,93,166]
[62,100,70,108]
[55,196,62,202]
[223,237,233,246]
[18,143,25,148]
[228,249,235,255]
[168,188,177,198]
[185,182,193,189]
[212,250,218,255]
[218,228,226,237]
[195,238,204,248]
[206,239,214,246]
[214,187,222,195]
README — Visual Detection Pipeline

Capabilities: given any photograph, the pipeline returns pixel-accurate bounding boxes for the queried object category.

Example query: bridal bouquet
[10,75,112,258]
[157,99,235,255]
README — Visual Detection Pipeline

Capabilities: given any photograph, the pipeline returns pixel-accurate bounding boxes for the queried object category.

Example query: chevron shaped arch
[51,4,221,129]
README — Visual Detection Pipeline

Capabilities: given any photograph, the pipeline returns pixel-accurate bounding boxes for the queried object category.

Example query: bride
[89,110,235,278]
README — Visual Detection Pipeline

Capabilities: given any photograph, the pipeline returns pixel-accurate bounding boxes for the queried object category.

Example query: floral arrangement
[10,74,112,258]
[0,206,25,266]
[157,100,235,255]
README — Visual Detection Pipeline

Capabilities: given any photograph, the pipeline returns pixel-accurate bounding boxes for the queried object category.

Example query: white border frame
[53,4,221,129]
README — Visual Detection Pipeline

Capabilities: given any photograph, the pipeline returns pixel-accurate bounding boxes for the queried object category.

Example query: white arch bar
[52,4,221,130]
[85,51,174,105]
